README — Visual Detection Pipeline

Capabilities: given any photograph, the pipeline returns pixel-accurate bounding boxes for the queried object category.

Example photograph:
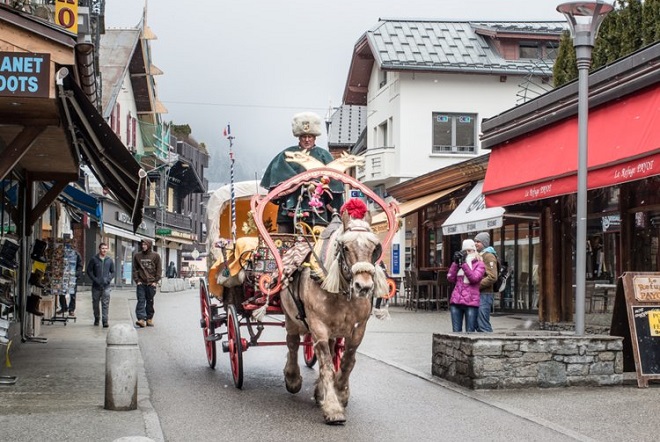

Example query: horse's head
[332,211,383,299]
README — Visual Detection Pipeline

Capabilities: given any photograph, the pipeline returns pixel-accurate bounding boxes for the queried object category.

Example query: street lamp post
[557,1,613,335]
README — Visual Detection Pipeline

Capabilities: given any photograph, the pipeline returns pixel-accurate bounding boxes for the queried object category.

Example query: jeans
[477,293,494,332]
[59,286,77,313]
[92,286,111,324]
[450,304,478,332]
[136,284,157,321]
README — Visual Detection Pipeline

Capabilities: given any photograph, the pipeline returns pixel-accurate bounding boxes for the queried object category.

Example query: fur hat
[462,239,476,251]
[474,232,490,248]
[292,112,322,137]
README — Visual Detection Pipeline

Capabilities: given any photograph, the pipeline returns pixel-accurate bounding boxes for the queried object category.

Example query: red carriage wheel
[333,338,345,372]
[198,279,216,369]
[303,333,317,368]
[226,304,244,389]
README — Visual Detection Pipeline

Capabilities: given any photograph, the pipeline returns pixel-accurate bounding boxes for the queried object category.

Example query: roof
[344,19,566,105]
[99,29,141,117]
[327,105,366,147]
[372,19,565,72]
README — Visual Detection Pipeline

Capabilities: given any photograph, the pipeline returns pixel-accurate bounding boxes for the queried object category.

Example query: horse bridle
[335,225,380,300]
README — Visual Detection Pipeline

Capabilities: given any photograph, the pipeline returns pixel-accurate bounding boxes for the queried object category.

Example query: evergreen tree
[552,0,660,86]
[642,0,660,44]
[592,8,620,68]
[553,31,578,87]
[619,0,644,54]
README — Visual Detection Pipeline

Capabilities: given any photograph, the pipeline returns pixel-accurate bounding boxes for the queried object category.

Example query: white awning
[104,224,152,242]
[441,181,505,235]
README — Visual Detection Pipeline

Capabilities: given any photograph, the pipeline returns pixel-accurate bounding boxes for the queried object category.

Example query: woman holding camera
[447,239,485,332]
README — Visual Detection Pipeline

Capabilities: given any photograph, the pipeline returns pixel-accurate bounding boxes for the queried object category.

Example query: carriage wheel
[227,304,244,389]
[199,279,216,369]
[333,338,345,372]
[303,333,317,368]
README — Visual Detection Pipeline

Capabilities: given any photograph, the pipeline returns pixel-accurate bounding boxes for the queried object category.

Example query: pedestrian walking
[133,239,162,328]
[447,239,485,332]
[86,243,114,327]
[474,232,498,332]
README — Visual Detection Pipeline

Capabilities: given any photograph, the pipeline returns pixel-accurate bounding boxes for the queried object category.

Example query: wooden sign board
[617,272,660,387]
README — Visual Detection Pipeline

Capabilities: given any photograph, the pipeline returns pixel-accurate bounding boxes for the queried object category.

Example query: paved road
[137,289,576,441]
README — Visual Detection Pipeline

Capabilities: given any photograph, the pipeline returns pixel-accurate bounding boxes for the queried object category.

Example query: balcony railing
[356,146,396,184]
[144,208,192,231]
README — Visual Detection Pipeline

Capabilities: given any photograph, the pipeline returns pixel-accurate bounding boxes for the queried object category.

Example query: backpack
[493,259,511,293]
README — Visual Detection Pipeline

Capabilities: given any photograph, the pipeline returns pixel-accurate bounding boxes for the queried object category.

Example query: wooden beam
[0,126,46,182]
[29,172,79,182]
[28,179,67,228]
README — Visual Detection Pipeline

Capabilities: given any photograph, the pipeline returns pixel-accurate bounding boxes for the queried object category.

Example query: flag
[223,124,231,138]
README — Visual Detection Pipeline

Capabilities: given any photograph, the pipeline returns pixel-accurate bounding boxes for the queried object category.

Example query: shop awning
[103,224,151,242]
[43,182,102,219]
[60,75,146,232]
[157,235,195,245]
[372,185,463,225]
[442,181,505,235]
[483,86,660,207]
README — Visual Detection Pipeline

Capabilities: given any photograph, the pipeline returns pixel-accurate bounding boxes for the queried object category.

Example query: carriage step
[205,333,224,342]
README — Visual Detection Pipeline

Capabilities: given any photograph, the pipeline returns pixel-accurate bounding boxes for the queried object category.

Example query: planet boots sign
[0,52,50,98]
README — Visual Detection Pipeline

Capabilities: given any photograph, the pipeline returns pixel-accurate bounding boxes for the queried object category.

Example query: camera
[453,250,467,264]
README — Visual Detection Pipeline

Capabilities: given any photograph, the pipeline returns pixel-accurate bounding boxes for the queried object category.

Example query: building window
[519,41,559,59]
[432,112,477,154]
[378,69,387,88]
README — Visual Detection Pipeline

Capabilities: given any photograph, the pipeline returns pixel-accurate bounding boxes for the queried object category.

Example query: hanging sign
[0,52,50,98]
[55,0,79,34]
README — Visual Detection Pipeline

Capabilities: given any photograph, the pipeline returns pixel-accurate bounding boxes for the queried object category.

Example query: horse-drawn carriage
[199,161,398,424]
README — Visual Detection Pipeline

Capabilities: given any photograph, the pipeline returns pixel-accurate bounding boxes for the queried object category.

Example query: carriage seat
[209,236,259,297]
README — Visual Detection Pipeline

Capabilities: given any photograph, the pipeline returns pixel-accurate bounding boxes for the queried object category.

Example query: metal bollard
[105,324,139,410]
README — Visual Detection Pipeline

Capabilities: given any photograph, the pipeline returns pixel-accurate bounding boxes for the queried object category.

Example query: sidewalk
[0,287,163,442]
[0,290,658,441]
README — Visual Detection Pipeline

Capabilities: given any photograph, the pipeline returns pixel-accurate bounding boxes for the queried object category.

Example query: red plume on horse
[340,198,368,220]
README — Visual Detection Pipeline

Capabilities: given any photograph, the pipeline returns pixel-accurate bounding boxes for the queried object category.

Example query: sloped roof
[99,29,141,117]
[344,19,566,105]
[327,105,366,148]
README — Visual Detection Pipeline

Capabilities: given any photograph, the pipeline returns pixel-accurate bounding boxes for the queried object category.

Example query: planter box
[432,331,623,389]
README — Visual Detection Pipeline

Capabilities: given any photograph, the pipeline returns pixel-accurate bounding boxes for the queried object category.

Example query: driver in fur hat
[260,112,343,233]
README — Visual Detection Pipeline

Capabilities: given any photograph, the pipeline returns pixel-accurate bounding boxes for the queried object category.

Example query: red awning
[483,86,660,207]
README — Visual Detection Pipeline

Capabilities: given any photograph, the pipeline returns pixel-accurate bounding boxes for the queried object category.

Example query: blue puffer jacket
[447,258,485,307]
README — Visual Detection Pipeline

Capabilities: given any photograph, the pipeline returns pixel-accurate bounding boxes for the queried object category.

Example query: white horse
[279,204,388,424]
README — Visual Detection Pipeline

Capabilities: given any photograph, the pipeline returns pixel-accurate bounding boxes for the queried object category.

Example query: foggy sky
[105,0,567,185]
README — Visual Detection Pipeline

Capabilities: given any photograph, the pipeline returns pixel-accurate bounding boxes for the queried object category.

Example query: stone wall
[432,331,623,389]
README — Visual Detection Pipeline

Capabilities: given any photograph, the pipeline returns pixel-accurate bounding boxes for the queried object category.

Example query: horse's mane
[321,218,389,297]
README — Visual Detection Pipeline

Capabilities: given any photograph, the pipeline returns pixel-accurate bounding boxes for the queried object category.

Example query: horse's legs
[335,324,367,408]
[314,339,345,425]
[283,330,302,394]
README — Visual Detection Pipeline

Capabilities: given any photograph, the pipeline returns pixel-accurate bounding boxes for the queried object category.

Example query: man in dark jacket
[133,239,162,328]
[86,243,115,327]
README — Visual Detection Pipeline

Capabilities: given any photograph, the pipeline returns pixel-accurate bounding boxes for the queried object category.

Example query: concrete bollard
[105,323,139,410]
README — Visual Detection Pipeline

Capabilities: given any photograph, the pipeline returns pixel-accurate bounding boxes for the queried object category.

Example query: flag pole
[226,124,236,247]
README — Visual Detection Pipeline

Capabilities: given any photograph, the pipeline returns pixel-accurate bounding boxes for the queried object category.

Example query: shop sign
[602,215,621,232]
[0,52,50,98]
[55,0,79,34]
[117,212,147,230]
